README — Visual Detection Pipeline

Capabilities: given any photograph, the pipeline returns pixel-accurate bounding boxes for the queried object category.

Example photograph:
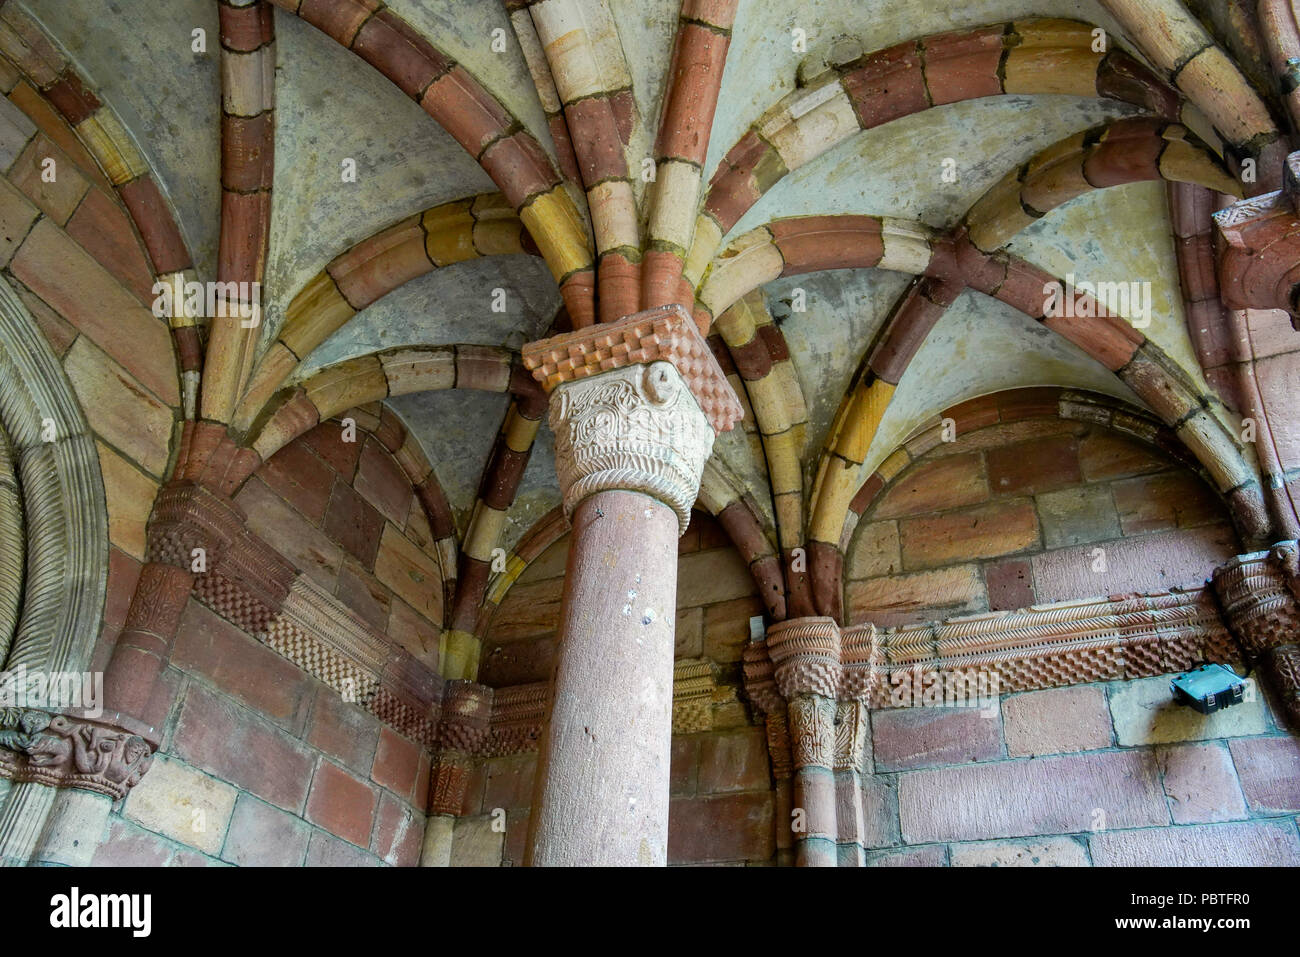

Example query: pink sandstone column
[525,489,680,864]
[521,306,742,866]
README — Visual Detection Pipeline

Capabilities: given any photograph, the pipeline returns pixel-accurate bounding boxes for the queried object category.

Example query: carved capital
[521,304,744,433]
[0,709,156,800]
[1212,543,1300,726]
[438,679,492,753]
[1214,151,1300,322]
[522,306,744,534]
[766,617,843,699]
[146,480,245,569]
[742,641,783,715]
[763,708,793,780]
[546,361,716,533]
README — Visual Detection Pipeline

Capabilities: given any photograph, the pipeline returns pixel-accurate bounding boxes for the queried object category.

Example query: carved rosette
[548,362,714,533]
[0,709,155,800]
[1212,543,1300,725]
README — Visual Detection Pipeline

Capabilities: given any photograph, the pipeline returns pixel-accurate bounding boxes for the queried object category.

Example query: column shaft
[526,490,679,865]
[790,693,838,867]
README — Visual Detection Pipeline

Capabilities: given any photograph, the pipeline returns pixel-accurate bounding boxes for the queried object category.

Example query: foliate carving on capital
[764,709,793,780]
[833,700,868,772]
[0,710,154,800]
[549,362,715,533]
[742,642,783,715]
[788,694,835,770]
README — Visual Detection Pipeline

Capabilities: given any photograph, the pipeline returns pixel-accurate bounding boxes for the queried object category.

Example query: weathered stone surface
[221,794,311,866]
[1157,743,1248,824]
[1002,686,1113,757]
[122,755,237,855]
[305,760,378,848]
[304,830,383,867]
[899,751,1167,843]
[1109,675,1269,746]
[63,336,173,477]
[173,685,315,813]
[450,813,505,867]
[701,594,763,663]
[1036,485,1120,548]
[172,601,315,734]
[482,753,537,811]
[371,791,423,867]
[1030,525,1237,604]
[847,520,902,579]
[1228,736,1300,813]
[874,453,988,519]
[372,523,442,623]
[371,727,423,802]
[900,500,1039,568]
[866,844,948,867]
[236,477,344,587]
[847,564,985,627]
[668,791,774,864]
[698,729,770,793]
[872,706,1002,771]
[677,546,759,607]
[307,687,381,775]
[1090,821,1300,866]
[949,837,1090,867]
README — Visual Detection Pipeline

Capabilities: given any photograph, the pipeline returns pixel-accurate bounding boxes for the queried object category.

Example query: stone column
[421,681,491,866]
[1212,541,1300,727]
[520,305,742,866]
[765,616,843,867]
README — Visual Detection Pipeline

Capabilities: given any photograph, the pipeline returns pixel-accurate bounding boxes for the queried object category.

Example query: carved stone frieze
[438,680,493,754]
[146,480,245,570]
[765,616,843,700]
[0,709,155,800]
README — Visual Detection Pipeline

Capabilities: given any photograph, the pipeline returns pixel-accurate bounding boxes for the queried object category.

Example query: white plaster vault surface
[19,0,1240,562]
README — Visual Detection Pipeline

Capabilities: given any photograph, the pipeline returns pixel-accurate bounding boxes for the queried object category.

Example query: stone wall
[861,678,1300,866]
[87,430,445,866]
[89,597,430,866]
[846,409,1240,627]
[236,421,445,672]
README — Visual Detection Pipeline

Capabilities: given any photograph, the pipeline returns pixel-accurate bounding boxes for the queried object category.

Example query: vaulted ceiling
[24,0,1289,633]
